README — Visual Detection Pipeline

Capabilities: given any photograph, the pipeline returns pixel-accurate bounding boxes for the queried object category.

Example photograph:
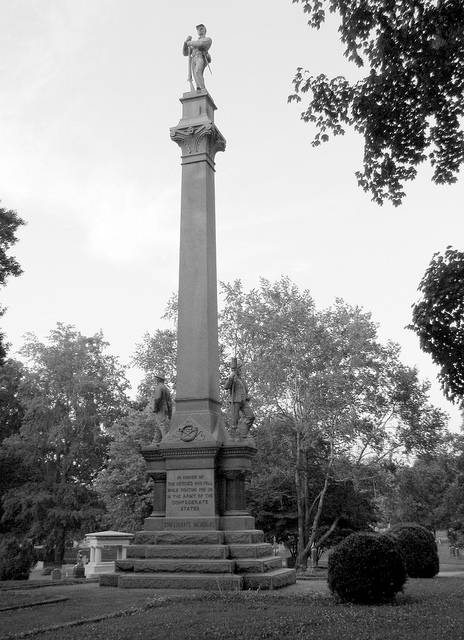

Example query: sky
[1,0,463,429]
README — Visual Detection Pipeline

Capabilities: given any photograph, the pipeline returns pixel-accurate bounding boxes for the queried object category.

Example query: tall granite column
[169,89,226,437]
[141,88,256,533]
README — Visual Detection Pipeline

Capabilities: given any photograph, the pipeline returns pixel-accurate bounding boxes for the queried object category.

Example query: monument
[100,26,296,590]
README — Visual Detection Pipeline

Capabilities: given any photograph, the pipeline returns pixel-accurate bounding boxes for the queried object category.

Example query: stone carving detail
[167,419,206,443]
[170,123,226,157]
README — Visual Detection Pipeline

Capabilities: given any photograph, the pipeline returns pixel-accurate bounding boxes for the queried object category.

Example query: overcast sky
[1,0,463,428]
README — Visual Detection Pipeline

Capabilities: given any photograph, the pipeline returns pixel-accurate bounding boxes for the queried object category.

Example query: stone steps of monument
[242,568,297,591]
[132,529,265,546]
[127,544,229,560]
[222,530,264,544]
[228,543,272,559]
[116,558,235,574]
[101,572,244,591]
[100,567,297,591]
[234,556,283,574]
[134,530,225,546]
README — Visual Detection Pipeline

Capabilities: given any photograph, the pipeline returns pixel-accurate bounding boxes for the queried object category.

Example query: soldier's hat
[196,23,206,30]
[154,371,166,381]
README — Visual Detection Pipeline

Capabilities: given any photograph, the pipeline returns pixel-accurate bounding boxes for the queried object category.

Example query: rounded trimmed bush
[328,532,407,604]
[390,523,439,578]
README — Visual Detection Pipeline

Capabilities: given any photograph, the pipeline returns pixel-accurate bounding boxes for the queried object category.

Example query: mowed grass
[1,537,463,640]
[1,577,462,640]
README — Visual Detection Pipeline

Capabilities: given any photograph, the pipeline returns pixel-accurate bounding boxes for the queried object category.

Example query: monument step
[223,530,264,544]
[101,572,244,591]
[234,556,283,574]
[228,543,273,559]
[242,568,297,590]
[116,558,235,574]
[134,530,224,546]
[127,544,228,560]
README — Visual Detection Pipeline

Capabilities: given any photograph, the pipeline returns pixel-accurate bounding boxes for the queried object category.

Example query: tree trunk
[297,432,335,568]
[295,428,306,564]
[53,529,66,564]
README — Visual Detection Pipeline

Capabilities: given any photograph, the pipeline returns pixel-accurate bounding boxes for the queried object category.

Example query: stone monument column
[169,90,226,437]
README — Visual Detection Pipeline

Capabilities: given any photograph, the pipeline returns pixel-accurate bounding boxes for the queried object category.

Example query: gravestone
[51,568,62,581]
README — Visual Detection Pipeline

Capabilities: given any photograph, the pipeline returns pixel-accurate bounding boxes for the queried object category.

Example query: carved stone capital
[170,123,226,158]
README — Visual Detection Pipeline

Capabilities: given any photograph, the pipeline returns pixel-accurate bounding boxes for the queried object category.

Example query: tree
[410,247,464,404]
[0,324,130,562]
[0,204,26,363]
[395,458,453,531]
[289,0,464,205]
[0,358,25,533]
[95,408,156,532]
[132,295,177,400]
[219,278,447,568]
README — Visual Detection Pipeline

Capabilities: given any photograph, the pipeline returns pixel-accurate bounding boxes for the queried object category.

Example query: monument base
[100,436,296,591]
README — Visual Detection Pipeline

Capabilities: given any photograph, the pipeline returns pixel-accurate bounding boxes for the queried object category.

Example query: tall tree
[132,295,177,401]
[0,359,25,532]
[0,204,26,363]
[410,247,464,405]
[289,0,464,205]
[0,324,130,561]
[94,408,156,532]
[219,278,448,567]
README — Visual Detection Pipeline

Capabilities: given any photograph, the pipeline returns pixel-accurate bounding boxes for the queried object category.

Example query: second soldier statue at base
[224,358,255,441]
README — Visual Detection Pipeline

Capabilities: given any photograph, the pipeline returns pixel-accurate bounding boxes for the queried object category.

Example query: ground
[0,539,462,640]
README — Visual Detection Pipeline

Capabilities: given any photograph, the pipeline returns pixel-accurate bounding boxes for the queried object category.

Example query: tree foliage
[132,295,177,401]
[94,408,156,532]
[218,278,447,567]
[410,247,464,404]
[0,204,26,363]
[0,324,130,562]
[289,0,464,205]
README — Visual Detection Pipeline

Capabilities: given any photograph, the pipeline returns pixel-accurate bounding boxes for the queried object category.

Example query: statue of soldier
[152,371,173,441]
[183,23,212,91]
[224,359,255,440]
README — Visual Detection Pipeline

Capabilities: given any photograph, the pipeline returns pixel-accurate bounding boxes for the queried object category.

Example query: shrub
[0,537,37,581]
[328,532,407,604]
[390,523,439,578]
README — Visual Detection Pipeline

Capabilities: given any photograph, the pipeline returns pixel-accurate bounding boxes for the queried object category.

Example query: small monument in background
[100,26,296,591]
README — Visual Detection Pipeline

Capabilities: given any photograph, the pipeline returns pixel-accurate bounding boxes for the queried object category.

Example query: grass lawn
[1,577,463,640]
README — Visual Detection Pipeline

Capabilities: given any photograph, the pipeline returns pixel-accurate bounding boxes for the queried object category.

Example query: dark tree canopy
[0,204,25,287]
[0,204,26,363]
[410,247,464,404]
[289,0,464,205]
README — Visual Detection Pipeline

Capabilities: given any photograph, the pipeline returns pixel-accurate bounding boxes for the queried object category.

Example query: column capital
[170,122,226,160]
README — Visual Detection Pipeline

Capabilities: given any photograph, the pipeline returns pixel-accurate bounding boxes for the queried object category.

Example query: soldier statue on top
[183,23,212,91]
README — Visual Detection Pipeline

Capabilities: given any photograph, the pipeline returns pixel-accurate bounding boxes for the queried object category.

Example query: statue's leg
[238,403,255,439]
[230,403,240,441]
[193,57,206,89]
[152,413,163,443]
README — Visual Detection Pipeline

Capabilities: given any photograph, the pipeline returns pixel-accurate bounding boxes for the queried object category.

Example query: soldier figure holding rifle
[183,23,212,91]
[151,372,173,442]
[224,358,255,441]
